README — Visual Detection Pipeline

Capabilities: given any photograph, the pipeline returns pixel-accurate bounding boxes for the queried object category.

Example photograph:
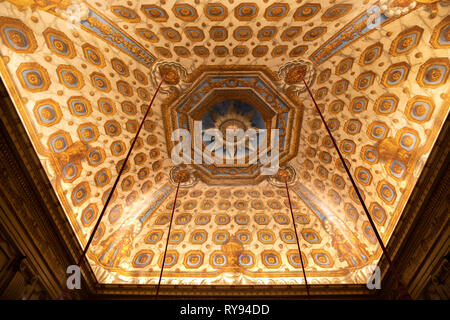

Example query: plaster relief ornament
[150,61,189,94]
[277,59,316,95]
[268,165,297,187]
[59,1,89,30]
[5,0,85,13]
[323,216,371,268]
[222,236,244,269]
[97,224,135,269]
[379,0,443,17]
[4,0,69,10]
[169,166,198,188]
[208,101,260,160]
[4,0,89,30]
[377,137,412,165]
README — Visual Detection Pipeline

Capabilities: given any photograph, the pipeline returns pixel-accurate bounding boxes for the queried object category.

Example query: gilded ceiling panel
[0,0,448,286]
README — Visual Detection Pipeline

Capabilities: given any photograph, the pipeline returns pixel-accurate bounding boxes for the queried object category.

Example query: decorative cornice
[378,117,449,298]
[93,283,379,299]
[0,80,93,299]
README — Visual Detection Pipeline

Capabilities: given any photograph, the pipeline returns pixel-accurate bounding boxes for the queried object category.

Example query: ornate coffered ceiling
[0,0,448,287]
[161,64,303,185]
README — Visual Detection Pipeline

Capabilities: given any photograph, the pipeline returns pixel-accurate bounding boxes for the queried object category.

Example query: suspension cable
[58,76,166,300]
[155,180,181,299]
[285,180,310,299]
[298,71,411,299]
